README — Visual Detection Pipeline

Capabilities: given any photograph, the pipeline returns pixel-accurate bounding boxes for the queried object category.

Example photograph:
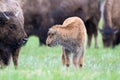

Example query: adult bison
[51,0,101,48]
[21,0,100,48]
[0,0,27,69]
[21,0,53,45]
[100,0,120,47]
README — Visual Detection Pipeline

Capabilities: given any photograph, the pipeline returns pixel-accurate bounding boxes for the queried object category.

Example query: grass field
[0,31,120,80]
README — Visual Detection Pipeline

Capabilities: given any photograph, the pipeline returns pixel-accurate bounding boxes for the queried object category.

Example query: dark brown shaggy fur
[0,0,27,69]
[20,0,100,48]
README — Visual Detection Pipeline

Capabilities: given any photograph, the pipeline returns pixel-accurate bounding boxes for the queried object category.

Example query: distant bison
[21,0,100,48]
[100,0,120,47]
[46,17,87,68]
[0,0,27,69]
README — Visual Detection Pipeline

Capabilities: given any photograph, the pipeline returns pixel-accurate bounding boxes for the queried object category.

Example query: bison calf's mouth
[46,40,51,47]
[46,43,50,46]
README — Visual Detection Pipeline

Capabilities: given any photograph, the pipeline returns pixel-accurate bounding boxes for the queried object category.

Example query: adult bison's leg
[94,30,98,48]
[85,13,100,48]
[87,33,92,48]
[38,14,54,46]
[12,48,20,69]
[92,19,99,48]
[62,47,70,67]
[93,14,100,48]
[0,51,11,68]
[2,53,11,66]
[37,24,49,46]
[85,20,93,48]
[38,35,46,45]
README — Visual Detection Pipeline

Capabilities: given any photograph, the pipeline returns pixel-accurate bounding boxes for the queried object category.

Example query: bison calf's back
[46,17,87,68]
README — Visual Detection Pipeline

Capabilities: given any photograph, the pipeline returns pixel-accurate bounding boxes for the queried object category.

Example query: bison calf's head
[0,11,28,48]
[46,28,58,47]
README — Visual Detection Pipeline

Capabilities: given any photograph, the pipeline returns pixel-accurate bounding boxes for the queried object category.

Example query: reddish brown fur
[46,17,87,68]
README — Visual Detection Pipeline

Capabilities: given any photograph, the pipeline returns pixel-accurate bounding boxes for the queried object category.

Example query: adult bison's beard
[0,46,11,67]
[0,37,27,68]
[0,42,16,68]
[1,36,28,49]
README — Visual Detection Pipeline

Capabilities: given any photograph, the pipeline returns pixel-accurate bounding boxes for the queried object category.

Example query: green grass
[0,33,120,80]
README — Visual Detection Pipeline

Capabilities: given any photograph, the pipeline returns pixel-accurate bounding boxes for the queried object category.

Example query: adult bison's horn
[3,12,10,20]
[15,11,19,17]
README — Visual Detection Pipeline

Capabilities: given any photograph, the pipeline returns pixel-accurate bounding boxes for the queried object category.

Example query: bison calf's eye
[9,24,16,30]
[51,33,54,36]
[49,34,54,38]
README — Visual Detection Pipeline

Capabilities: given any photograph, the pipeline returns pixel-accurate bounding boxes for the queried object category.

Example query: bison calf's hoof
[79,64,83,68]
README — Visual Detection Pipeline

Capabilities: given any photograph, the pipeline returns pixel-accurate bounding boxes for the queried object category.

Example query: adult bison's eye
[9,24,16,30]
[0,19,6,26]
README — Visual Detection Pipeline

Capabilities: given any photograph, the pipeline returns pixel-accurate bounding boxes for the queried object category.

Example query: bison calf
[46,17,87,68]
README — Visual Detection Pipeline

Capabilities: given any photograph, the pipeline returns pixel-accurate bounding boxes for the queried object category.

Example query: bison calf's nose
[46,41,50,46]
[46,43,50,46]
[47,44,50,46]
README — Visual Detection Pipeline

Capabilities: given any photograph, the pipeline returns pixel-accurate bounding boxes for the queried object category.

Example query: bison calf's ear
[48,29,57,35]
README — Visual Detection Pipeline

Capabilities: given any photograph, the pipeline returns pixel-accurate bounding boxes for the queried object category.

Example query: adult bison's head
[0,11,28,49]
[100,26,118,48]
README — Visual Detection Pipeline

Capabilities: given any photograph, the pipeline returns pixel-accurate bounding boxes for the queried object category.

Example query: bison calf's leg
[61,53,65,66]
[62,48,70,67]
[12,48,20,69]
[78,50,85,68]
[73,48,85,68]
[73,54,78,68]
